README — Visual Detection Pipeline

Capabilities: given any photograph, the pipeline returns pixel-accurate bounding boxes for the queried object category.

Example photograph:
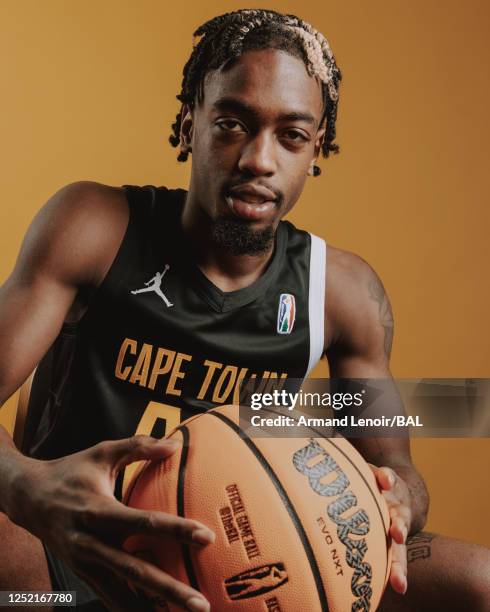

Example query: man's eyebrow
[212,97,317,125]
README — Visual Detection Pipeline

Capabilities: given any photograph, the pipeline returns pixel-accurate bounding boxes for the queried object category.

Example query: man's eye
[216,120,245,132]
[283,130,308,142]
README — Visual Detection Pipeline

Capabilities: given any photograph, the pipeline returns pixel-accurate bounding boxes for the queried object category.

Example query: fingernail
[387,471,395,487]
[192,528,215,545]
[402,577,408,594]
[186,596,210,612]
[402,526,408,542]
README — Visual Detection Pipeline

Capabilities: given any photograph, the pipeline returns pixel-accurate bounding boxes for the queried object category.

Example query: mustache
[222,181,283,204]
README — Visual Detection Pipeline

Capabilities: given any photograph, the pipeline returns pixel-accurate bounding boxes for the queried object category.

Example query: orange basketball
[124,405,391,611]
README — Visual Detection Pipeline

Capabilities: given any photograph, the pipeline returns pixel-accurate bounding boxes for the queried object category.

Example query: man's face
[182,48,325,250]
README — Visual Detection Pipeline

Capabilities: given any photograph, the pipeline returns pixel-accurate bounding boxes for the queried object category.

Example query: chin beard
[211,216,274,256]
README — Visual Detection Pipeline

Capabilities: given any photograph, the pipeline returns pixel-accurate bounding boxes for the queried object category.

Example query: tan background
[0,1,489,545]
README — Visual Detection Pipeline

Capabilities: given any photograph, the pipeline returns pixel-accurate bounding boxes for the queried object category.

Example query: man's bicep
[0,268,77,405]
[0,181,119,405]
[324,249,412,464]
[325,250,394,378]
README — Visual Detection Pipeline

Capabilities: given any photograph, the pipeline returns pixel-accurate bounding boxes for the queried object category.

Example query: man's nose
[238,132,277,176]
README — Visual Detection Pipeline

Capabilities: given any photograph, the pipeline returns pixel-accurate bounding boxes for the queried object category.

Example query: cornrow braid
[169,8,342,176]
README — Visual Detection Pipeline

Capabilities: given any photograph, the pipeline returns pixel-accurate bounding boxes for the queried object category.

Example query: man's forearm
[392,463,429,534]
[0,424,32,518]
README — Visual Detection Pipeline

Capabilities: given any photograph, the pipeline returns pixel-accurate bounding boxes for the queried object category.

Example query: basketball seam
[177,425,200,591]
[122,460,149,505]
[209,411,330,612]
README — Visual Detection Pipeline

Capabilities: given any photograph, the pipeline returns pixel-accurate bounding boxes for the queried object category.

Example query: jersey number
[122,401,181,497]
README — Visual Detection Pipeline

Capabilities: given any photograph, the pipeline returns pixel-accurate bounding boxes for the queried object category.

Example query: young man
[0,8,488,612]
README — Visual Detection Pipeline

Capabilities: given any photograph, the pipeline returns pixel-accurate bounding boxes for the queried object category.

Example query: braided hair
[169,9,342,176]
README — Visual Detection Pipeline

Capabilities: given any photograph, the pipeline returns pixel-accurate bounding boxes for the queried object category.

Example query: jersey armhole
[74,184,148,330]
[305,233,326,377]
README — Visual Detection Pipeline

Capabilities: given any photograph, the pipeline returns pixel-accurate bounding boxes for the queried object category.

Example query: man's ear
[180,104,194,154]
[308,126,326,176]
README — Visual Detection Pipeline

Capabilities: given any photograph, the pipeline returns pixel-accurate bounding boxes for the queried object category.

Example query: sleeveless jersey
[25,185,326,466]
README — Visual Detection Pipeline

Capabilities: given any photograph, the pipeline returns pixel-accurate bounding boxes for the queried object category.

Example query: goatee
[212,216,274,256]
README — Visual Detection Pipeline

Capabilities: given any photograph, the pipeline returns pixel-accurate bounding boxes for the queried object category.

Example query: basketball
[124,405,392,611]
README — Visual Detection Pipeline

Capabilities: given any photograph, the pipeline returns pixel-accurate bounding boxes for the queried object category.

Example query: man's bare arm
[0,181,127,508]
[0,182,214,611]
[324,246,429,594]
[0,181,124,407]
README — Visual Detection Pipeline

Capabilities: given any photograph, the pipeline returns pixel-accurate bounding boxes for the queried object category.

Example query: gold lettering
[148,348,176,390]
[129,343,153,386]
[233,368,249,404]
[166,352,192,396]
[254,372,271,394]
[212,365,238,403]
[264,372,288,393]
[197,360,223,400]
[115,338,137,380]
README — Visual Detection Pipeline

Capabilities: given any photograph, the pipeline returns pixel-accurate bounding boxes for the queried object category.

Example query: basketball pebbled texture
[124,405,392,612]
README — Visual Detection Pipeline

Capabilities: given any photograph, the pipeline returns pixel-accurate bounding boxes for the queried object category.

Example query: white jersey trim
[306,233,326,377]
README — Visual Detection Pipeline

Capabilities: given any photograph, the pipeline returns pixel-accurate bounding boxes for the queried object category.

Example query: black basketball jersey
[25,185,326,473]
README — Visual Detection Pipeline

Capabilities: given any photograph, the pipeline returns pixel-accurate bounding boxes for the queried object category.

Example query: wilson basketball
[124,405,391,611]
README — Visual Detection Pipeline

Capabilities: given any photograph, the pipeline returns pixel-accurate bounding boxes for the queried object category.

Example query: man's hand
[6,436,215,612]
[370,465,412,595]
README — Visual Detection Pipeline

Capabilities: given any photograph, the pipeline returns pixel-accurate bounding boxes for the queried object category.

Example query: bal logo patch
[277,293,296,334]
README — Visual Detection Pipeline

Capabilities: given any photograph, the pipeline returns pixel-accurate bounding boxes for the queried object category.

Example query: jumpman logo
[131,264,173,307]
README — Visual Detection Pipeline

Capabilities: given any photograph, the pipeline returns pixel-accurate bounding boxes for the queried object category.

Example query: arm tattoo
[406,532,435,563]
[368,275,394,358]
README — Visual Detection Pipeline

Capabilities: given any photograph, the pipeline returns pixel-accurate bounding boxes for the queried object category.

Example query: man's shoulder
[326,244,377,287]
[324,244,390,350]
[22,181,130,289]
[40,181,129,239]
[52,180,127,216]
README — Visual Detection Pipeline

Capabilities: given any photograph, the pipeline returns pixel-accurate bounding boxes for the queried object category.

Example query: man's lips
[225,194,277,221]
[227,184,277,204]
[224,184,279,221]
